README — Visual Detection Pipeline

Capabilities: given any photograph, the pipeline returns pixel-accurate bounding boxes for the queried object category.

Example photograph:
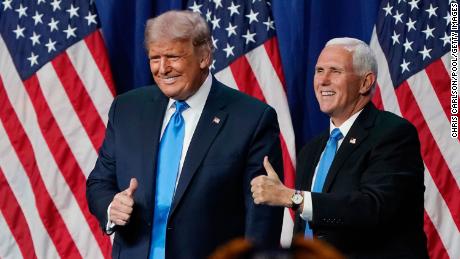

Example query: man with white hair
[251,38,429,258]
[87,10,283,259]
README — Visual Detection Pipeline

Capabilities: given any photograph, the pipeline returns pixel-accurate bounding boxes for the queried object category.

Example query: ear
[359,72,376,95]
[199,48,212,69]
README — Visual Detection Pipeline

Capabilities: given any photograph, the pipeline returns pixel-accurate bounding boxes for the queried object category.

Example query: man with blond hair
[87,10,283,259]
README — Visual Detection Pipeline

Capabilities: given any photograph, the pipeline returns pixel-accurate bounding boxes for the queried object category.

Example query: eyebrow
[315,65,345,71]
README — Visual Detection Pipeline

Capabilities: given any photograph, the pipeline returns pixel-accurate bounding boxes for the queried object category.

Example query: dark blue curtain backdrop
[95,0,380,149]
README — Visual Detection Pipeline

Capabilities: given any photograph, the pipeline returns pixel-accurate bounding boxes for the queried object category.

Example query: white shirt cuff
[106,202,115,234]
[300,191,313,221]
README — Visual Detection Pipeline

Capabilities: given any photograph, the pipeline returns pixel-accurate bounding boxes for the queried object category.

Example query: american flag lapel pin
[349,138,357,144]
[212,117,220,124]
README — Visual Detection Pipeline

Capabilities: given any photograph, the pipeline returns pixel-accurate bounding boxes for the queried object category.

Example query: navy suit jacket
[86,78,284,259]
[294,103,428,259]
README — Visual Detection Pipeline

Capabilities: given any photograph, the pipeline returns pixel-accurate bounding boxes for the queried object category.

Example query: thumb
[126,178,138,197]
[263,156,279,180]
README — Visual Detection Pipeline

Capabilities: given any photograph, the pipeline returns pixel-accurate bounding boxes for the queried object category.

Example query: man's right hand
[251,156,294,207]
[109,178,138,226]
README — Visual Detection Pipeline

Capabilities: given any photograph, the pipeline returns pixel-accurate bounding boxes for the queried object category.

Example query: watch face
[291,193,303,204]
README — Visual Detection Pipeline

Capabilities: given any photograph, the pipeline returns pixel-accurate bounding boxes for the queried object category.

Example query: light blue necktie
[305,128,343,238]
[150,101,188,259]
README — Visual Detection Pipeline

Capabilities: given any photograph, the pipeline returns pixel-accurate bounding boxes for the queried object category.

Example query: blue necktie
[150,101,188,259]
[305,128,343,238]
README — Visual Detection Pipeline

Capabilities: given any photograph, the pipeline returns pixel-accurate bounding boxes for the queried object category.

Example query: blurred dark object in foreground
[209,235,345,259]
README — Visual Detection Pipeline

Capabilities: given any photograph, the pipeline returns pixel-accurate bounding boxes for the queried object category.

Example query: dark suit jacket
[294,103,428,259]
[86,78,284,259]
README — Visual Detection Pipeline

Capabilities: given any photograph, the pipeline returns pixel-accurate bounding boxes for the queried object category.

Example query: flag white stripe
[66,40,114,125]
[0,122,59,259]
[424,166,460,259]
[0,213,23,259]
[36,63,98,177]
[245,45,296,165]
[215,66,239,90]
[0,35,103,259]
[408,68,460,184]
[441,52,451,79]
[370,29,402,117]
[280,209,294,247]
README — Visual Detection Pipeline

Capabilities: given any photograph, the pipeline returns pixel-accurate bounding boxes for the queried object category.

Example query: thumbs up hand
[263,156,281,182]
[125,178,138,197]
[250,157,294,207]
[110,178,138,226]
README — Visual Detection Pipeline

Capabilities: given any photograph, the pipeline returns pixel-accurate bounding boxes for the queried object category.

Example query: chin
[319,106,335,115]
[157,89,176,98]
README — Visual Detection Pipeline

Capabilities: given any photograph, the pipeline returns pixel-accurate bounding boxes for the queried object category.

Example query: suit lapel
[322,103,378,192]
[140,90,168,209]
[170,80,228,216]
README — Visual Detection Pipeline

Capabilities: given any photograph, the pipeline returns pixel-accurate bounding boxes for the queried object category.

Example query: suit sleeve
[311,120,424,230]
[244,106,284,246]
[86,97,120,232]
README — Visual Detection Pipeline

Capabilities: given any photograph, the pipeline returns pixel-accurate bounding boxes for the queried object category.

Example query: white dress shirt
[160,73,212,184]
[106,73,212,232]
[300,109,363,221]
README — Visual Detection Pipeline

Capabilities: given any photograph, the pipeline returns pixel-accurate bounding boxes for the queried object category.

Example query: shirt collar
[329,109,363,137]
[166,72,212,110]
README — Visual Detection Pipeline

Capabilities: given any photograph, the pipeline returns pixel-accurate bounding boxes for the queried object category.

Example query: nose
[317,71,331,86]
[158,57,171,74]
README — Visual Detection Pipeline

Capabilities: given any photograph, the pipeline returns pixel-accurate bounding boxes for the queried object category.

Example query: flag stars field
[0,0,114,257]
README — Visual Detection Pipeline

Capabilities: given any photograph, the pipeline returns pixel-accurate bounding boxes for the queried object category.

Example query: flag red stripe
[395,82,460,229]
[279,134,295,189]
[263,38,287,90]
[51,53,106,151]
[0,168,38,259]
[229,56,267,102]
[371,84,384,110]
[424,59,453,119]
[22,75,112,258]
[279,134,296,219]
[0,77,82,259]
[424,211,450,259]
[84,31,116,97]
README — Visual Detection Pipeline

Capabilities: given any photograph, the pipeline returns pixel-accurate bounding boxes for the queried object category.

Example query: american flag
[187,0,297,246]
[370,0,459,258]
[0,0,113,258]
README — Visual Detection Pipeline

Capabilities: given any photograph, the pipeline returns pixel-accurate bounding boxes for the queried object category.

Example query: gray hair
[144,10,212,55]
[325,37,378,91]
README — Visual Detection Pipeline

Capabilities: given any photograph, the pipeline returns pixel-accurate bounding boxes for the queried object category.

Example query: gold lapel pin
[349,138,356,144]
[213,117,220,124]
